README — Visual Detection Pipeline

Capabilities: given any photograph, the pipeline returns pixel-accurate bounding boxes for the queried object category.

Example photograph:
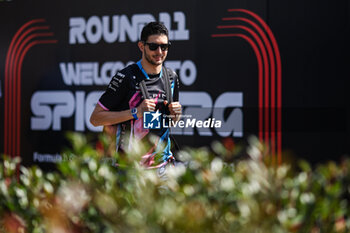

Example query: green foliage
[1,133,350,232]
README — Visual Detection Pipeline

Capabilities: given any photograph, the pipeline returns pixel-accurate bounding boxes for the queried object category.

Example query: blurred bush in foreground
[1,133,350,233]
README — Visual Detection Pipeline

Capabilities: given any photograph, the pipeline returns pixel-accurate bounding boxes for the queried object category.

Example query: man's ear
[138,41,144,52]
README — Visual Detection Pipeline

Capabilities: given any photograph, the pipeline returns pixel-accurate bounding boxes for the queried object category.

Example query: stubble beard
[144,49,165,66]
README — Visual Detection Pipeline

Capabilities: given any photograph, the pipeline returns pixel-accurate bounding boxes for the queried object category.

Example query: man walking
[90,22,181,169]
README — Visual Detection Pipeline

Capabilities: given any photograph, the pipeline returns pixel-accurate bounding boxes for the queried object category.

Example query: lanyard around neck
[136,60,163,80]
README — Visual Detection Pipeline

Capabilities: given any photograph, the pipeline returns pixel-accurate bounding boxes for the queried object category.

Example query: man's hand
[164,100,182,122]
[137,99,156,118]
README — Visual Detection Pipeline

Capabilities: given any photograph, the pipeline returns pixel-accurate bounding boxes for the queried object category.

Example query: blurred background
[0,0,349,168]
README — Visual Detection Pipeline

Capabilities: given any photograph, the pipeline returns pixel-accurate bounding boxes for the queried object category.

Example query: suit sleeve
[98,72,129,111]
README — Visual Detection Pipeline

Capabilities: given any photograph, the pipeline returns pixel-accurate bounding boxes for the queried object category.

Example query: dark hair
[140,22,169,42]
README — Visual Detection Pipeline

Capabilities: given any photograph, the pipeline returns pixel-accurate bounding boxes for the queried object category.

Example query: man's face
[143,34,169,66]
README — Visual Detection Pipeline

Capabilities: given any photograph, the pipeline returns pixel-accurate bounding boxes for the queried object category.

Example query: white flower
[300,193,315,204]
[58,182,90,213]
[220,177,235,191]
[211,158,223,173]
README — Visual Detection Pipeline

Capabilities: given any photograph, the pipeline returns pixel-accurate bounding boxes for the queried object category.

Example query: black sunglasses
[144,42,171,51]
